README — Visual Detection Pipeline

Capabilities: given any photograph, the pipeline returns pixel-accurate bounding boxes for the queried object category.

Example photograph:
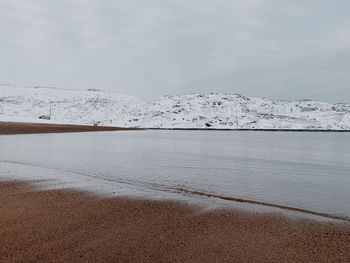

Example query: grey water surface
[1,130,350,219]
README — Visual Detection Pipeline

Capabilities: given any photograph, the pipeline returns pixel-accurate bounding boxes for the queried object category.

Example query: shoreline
[150,127,350,132]
[1,121,350,135]
[0,121,139,135]
[1,181,350,262]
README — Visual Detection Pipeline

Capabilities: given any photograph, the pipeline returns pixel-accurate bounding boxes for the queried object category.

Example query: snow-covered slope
[1,86,350,130]
[0,86,143,127]
[132,94,350,130]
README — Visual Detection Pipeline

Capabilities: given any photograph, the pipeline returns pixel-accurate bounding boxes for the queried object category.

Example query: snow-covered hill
[0,86,143,127]
[1,85,350,130]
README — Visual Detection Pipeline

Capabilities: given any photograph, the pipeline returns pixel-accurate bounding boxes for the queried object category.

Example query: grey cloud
[0,0,349,102]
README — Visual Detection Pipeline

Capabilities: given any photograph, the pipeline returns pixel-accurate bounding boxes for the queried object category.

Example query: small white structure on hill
[93,121,101,127]
[39,106,52,120]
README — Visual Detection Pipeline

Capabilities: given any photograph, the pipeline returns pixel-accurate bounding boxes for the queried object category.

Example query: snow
[1,85,350,130]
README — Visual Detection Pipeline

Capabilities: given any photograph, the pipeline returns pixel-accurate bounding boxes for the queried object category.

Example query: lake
[1,131,350,220]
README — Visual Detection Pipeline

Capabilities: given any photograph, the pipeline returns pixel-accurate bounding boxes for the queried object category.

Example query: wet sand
[0,122,135,135]
[0,181,349,263]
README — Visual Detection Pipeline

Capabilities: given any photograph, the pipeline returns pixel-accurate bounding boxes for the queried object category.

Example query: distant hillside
[1,86,350,130]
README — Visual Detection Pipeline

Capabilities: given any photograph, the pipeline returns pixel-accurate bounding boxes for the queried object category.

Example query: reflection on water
[1,131,350,219]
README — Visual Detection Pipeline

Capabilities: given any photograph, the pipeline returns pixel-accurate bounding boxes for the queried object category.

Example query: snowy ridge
[1,86,350,130]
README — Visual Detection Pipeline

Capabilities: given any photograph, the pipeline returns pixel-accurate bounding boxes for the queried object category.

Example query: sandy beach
[0,122,135,135]
[1,123,350,262]
[0,181,349,263]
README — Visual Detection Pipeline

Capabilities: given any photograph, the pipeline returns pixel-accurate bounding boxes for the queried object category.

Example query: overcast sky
[0,0,349,102]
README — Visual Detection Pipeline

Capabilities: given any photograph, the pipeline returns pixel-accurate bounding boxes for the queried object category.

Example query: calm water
[1,131,350,219]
